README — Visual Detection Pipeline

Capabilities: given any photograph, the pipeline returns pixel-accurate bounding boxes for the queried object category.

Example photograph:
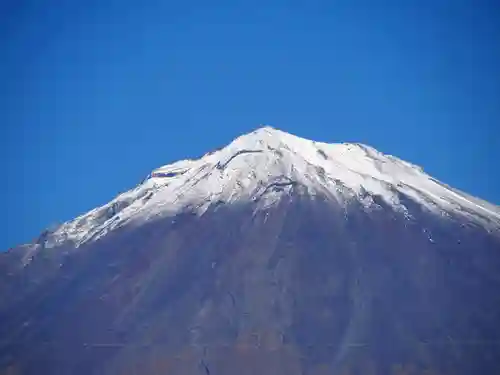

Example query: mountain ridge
[21,126,498,252]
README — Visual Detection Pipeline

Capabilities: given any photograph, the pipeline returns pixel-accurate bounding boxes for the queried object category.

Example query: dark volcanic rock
[1,191,500,375]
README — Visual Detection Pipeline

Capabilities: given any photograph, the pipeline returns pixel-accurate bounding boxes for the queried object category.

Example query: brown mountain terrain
[1,192,500,375]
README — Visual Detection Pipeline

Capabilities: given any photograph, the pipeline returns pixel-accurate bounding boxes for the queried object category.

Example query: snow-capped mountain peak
[42,126,500,248]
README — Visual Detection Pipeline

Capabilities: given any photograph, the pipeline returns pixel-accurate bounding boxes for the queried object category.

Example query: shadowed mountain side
[1,188,500,375]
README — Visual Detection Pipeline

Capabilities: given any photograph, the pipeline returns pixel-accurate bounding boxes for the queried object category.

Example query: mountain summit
[38,126,500,249]
[1,127,500,375]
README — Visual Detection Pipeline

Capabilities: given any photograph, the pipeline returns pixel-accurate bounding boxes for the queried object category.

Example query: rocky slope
[1,127,500,375]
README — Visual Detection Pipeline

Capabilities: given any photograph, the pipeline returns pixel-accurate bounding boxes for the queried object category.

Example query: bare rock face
[1,128,500,374]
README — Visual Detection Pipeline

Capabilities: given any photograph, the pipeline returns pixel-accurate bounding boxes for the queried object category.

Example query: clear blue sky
[1,1,499,249]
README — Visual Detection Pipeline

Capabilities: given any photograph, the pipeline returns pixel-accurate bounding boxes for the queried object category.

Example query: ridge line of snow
[36,126,499,248]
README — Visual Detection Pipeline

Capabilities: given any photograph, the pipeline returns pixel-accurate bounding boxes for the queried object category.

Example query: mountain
[1,126,500,375]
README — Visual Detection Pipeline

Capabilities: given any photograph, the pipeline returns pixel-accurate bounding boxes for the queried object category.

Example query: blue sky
[1,1,499,249]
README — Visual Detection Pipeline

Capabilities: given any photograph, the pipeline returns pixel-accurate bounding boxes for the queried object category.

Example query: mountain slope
[1,127,500,375]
